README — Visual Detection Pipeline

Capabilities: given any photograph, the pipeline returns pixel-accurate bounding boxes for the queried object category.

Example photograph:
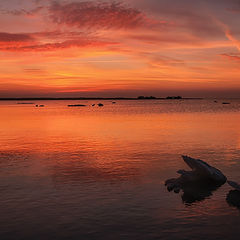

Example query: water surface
[0,99,240,240]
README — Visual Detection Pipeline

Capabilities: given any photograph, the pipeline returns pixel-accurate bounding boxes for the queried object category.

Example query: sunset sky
[1,0,240,98]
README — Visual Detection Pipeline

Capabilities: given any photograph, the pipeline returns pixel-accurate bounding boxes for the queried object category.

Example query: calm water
[0,99,240,240]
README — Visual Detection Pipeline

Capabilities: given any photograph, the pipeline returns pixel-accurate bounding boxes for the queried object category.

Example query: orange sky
[1,0,240,97]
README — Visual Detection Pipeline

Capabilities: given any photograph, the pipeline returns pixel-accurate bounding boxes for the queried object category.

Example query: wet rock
[226,190,240,208]
[165,155,226,198]
[226,181,240,208]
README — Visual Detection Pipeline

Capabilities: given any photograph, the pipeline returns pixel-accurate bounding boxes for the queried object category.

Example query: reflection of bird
[165,156,226,204]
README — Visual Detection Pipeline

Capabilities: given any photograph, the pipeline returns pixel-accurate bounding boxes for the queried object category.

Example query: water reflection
[165,177,222,204]
[50,155,142,184]
[181,181,221,204]
[1,100,240,239]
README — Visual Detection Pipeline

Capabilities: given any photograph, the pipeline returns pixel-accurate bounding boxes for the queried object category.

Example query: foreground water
[0,99,240,240]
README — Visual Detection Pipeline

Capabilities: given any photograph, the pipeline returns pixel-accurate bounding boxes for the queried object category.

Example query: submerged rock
[226,190,240,208]
[68,104,86,107]
[98,103,104,107]
[165,155,226,198]
[226,181,240,208]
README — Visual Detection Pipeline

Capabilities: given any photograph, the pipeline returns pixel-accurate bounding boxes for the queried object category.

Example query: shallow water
[0,99,240,240]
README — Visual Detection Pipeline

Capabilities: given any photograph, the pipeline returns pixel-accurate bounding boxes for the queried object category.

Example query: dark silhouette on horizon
[137,96,156,99]
[166,96,182,99]
[0,97,203,101]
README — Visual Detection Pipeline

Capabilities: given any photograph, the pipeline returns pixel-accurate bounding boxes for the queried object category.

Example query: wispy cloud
[0,6,44,16]
[214,18,240,51]
[220,53,240,61]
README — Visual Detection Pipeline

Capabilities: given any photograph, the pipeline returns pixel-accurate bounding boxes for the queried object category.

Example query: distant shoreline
[0,97,203,101]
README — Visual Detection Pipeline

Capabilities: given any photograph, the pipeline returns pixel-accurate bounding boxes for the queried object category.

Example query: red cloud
[0,32,116,52]
[0,32,34,42]
[0,32,36,49]
[49,1,149,29]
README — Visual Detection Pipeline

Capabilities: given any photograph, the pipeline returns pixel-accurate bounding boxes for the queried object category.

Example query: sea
[0,99,240,240]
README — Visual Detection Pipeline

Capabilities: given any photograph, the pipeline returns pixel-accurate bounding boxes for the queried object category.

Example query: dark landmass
[0,97,203,101]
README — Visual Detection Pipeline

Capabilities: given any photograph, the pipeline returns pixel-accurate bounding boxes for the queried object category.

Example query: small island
[137,96,156,99]
[166,96,182,99]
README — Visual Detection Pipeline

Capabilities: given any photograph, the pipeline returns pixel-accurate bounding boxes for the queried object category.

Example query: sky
[0,0,240,98]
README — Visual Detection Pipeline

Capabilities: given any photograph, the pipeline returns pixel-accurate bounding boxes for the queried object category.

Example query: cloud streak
[0,33,116,51]
[0,6,44,16]
[0,29,117,52]
[0,32,34,42]
[221,53,240,62]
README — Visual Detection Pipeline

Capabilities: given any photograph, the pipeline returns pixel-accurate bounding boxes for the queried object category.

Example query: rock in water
[165,155,226,194]
[182,155,227,184]
[226,190,240,208]
[226,181,240,208]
